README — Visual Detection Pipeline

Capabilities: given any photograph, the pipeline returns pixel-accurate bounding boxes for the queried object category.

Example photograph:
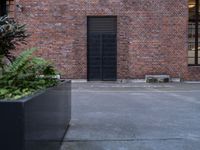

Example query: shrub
[0,16,28,70]
[0,48,58,100]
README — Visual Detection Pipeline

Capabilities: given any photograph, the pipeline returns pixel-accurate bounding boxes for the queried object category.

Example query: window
[0,0,7,16]
[188,0,200,65]
[0,1,14,18]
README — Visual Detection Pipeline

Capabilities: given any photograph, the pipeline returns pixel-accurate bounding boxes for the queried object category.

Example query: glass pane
[189,22,195,39]
[188,50,195,57]
[189,0,196,20]
[0,0,7,16]
[189,0,196,7]
[188,57,195,64]
[0,7,2,16]
[189,22,195,54]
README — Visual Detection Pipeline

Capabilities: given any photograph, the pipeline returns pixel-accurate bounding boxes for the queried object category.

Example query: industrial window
[188,0,200,65]
[0,0,14,17]
[0,0,7,16]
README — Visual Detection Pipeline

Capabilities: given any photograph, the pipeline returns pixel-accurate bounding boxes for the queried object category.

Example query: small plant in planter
[0,17,71,150]
[0,48,58,100]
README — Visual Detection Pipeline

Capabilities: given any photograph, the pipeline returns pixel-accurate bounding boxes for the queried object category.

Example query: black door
[87,17,117,81]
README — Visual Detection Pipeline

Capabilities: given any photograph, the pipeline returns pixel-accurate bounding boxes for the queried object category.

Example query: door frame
[87,16,118,81]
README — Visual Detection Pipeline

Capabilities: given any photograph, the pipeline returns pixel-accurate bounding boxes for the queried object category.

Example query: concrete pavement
[61,82,200,150]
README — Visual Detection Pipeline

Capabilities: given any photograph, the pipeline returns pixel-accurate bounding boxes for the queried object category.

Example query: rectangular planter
[0,80,71,150]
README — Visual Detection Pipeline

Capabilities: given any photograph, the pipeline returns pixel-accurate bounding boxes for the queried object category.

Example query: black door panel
[88,33,102,81]
[88,17,117,81]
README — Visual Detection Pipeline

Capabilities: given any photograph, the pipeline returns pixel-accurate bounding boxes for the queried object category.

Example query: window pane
[188,57,195,64]
[189,0,196,7]
[188,22,195,56]
[188,50,195,57]
[189,22,195,39]
[189,0,196,20]
[0,0,7,16]
[188,42,195,51]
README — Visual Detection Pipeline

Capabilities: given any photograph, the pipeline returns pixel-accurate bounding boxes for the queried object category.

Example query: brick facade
[10,0,200,80]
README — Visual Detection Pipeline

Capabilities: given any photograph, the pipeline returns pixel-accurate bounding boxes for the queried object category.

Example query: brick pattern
[13,0,200,80]
[7,0,15,18]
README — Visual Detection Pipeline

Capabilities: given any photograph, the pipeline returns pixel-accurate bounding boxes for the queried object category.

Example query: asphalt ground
[61,82,200,150]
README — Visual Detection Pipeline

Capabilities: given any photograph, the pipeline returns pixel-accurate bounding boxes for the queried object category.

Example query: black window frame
[188,0,200,66]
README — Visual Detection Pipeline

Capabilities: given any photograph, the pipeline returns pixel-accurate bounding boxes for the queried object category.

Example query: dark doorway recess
[87,16,117,81]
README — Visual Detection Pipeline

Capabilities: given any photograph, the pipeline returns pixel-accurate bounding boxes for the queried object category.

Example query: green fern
[0,48,58,100]
[6,48,37,73]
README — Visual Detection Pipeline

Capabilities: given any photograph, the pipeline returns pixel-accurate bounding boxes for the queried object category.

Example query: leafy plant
[0,16,28,68]
[0,48,59,100]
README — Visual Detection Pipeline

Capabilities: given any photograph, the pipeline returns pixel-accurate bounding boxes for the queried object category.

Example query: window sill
[188,65,200,67]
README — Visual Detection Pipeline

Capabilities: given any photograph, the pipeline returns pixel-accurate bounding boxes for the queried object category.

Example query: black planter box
[0,80,71,150]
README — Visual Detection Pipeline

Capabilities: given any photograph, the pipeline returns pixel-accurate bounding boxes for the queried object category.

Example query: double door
[87,17,117,81]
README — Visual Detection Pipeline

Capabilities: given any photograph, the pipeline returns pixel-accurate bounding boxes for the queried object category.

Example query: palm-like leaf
[0,16,28,62]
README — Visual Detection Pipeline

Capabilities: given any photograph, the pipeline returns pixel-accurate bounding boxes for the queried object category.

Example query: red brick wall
[13,0,200,80]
